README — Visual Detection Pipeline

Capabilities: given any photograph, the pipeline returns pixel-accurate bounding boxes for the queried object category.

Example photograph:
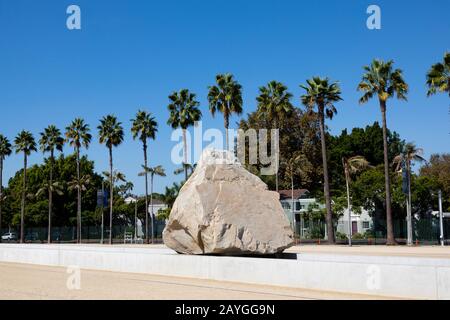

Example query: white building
[278,189,373,236]
[124,197,168,215]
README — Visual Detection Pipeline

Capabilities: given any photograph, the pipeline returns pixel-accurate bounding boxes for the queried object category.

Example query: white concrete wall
[1,244,449,299]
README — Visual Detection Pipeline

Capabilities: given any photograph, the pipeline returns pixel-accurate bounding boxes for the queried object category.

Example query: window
[282,202,291,210]
[363,221,370,229]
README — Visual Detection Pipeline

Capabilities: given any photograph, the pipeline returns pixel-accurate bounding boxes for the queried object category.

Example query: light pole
[134,196,138,240]
[101,181,104,245]
[439,190,444,247]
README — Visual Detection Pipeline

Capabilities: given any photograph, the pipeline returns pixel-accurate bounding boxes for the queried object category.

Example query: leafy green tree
[39,125,64,243]
[301,77,342,244]
[65,118,92,243]
[139,165,166,242]
[426,52,450,97]
[208,74,243,150]
[167,89,202,180]
[358,59,408,245]
[157,182,181,221]
[256,81,294,191]
[14,130,37,243]
[239,107,322,193]
[420,154,450,211]
[3,155,101,229]
[98,115,124,244]
[131,110,158,244]
[0,134,12,236]
[327,122,405,193]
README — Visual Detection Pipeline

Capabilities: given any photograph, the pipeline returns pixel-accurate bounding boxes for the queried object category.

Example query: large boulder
[163,149,294,255]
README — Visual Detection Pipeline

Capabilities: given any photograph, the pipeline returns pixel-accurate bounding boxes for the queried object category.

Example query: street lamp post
[101,181,104,245]
[439,190,444,247]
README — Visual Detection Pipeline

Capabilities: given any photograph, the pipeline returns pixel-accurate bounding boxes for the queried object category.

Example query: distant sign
[97,190,109,207]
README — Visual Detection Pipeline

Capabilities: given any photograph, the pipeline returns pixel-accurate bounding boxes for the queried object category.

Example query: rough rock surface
[163,149,294,255]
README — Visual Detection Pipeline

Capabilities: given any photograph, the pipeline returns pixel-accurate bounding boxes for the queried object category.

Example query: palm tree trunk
[20,153,27,244]
[274,118,279,192]
[143,141,149,244]
[318,110,335,244]
[380,100,395,245]
[109,146,113,245]
[182,129,188,181]
[0,158,3,241]
[343,162,352,246]
[224,114,229,151]
[76,147,81,244]
[150,174,154,244]
[48,150,54,244]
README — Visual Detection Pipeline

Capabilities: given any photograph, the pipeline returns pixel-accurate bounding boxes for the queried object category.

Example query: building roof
[278,189,310,200]
[149,199,166,206]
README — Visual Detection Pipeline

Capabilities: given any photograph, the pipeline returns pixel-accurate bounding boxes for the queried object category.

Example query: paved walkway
[0,262,392,300]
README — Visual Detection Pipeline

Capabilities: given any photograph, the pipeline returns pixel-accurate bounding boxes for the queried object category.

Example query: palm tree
[173,163,196,178]
[68,173,92,240]
[342,156,370,246]
[102,170,127,187]
[426,52,450,97]
[282,152,306,230]
[139,165,166,243]
[66,118,92,243]
[208,74,243,150]
[39,125,64,243]
[98,115,124,245]
[14,131,37,243]
[0,134,12,238]
[393,143,425,246]
[256,81,294,191]
[167,89,202,180]
[358,59,408,245]
[131,110,158,244]
[301,77,342,244]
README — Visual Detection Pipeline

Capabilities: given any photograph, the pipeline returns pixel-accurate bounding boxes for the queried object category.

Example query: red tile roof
[278,189,310,200]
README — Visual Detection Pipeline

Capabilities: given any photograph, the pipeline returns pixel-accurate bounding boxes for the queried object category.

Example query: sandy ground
[0,262,394,300]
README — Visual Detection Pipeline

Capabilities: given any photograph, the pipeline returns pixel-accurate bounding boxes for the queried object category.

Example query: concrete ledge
[1,244,449,299]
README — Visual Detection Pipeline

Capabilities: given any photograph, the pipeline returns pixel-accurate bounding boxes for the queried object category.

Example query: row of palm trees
[0,53,449,245]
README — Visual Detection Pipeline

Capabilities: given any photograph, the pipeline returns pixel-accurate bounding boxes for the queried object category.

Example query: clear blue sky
[0,0,449,194]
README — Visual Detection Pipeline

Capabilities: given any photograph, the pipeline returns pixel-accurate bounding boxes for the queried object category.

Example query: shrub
[352,233,364,240]
[336,232,348,240]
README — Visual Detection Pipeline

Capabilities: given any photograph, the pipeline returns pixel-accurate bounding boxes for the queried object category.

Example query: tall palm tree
[139,165,166,243]
[0,134,12,239]
[65,118,92,243]
[131,110,158,244]
[167,89,202,180]
[301,77,342,244]
[426,52,450,98]
[14,131,37,243]
[256,81,294,191]
[342,156,370,246]
[98,115,124,245]
[358,59,408,245]
[393,143,425,246]
[39,125,64,243]
[208,74,243,150]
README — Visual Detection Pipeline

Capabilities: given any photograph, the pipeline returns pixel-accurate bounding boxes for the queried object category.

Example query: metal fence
[293,217,450,245]
[1,217,449,245]
[0,220,167,244]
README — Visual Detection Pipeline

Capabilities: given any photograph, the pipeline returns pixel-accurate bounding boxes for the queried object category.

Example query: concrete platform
[0,244,449,299]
